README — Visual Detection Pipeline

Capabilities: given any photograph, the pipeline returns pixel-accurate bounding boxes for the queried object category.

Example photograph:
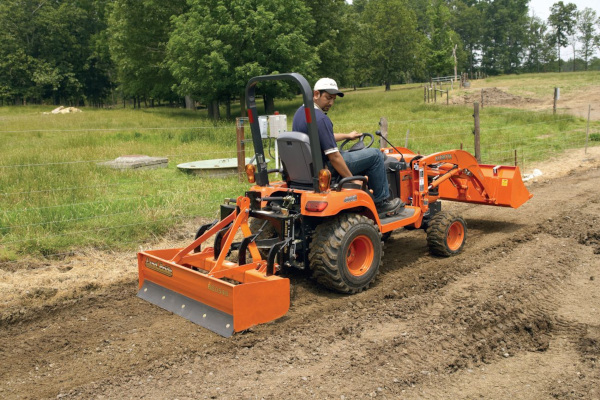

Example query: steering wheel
[340,132,375,152]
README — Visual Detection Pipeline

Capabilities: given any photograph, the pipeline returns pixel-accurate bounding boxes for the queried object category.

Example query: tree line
[1,0,599,117]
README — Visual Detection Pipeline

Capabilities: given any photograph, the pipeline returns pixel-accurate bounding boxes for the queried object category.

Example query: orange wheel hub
[447,221,465,251]
[346,235,375,277]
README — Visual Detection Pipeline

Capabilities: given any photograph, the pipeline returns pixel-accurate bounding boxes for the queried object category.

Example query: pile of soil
[451,81,600,121]
[453,87,540,107]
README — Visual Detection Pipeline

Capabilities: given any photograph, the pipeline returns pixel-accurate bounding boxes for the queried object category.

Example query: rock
[98,155,168,170]
[45,106,83,114]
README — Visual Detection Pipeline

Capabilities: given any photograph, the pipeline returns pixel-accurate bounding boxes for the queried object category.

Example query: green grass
[481,70,600,98]
[1,72,599,260]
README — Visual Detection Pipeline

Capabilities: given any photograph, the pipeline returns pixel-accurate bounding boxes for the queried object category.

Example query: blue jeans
[328,148,390,203]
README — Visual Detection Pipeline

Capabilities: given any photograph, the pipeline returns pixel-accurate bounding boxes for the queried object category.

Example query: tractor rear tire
[426,211,467,257]
[309,214,382,294]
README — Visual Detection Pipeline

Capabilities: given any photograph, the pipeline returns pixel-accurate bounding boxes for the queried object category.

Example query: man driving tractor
[292,77,402,218]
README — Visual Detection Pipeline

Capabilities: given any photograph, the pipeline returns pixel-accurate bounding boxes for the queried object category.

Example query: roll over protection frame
[245,73,324,192]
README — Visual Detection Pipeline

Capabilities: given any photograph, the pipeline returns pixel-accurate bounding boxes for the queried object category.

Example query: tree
[576,8,599,70]
[0,0,112,105]
[303,0,356,85]
[447,0,484,74]
[548,1,578,72]
[108,0,187,108]
[524,15,556,73]
[480,0,529,75]
[355,0,424,90]
[167,0,318,119]
[426,1,463,77]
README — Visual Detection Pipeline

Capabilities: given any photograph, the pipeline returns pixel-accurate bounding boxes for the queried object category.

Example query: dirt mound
[450,80,600,121]
[453,87,540,107]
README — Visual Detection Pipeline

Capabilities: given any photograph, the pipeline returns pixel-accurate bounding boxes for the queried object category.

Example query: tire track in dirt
[0,166,598,399]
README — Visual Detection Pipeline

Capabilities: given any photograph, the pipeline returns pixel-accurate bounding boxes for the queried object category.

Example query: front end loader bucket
[436,162,533,208]
[137,197,290,337]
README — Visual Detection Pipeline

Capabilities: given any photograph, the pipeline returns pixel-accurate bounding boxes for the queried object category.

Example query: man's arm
[328,152,364,185]
[327,151,353,178]
[334,130,362,142]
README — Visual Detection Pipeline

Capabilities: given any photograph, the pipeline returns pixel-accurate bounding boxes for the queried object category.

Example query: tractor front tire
[426,212,467,257]
[309,214,382,294]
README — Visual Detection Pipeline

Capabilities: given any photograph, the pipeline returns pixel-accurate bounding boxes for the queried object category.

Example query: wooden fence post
[553,87,558,115]
[446,89,449,105]
[236,117,246,182]
[379,117,388,149]
[424,86,426,103]
[473,102,481,163]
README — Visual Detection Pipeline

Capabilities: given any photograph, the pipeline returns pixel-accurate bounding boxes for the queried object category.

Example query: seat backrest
[276,131,313,185]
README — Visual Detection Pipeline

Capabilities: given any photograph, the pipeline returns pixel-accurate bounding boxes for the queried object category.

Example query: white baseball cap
[314,78,344,97]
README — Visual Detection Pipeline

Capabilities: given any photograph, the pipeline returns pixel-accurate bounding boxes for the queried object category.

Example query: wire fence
[1,104,598,264]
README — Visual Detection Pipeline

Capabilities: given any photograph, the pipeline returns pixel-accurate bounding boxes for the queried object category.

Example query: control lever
[375,130,406,163]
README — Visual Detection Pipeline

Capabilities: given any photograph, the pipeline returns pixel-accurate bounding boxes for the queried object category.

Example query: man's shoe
[376,198,402,218]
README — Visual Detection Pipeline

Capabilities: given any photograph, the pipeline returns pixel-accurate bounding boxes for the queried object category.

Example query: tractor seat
[276,131,314,189]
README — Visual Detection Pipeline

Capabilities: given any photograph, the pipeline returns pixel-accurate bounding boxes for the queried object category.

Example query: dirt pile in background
[452,87,540,107]
[451,81,600,121]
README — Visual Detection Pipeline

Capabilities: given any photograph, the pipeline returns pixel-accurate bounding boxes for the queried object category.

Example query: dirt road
[1,150,599,399]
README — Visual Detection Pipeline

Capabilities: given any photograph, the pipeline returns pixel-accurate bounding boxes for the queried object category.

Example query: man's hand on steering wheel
[340,132,375,152]
[346,131,362,140]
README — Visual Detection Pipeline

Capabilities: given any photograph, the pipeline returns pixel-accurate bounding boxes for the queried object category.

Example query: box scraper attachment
[137,197,290,337]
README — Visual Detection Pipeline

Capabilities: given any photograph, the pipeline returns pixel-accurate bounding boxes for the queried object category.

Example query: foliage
[304,0,356,85]
[107,0,187,105]
[355,0,424,89]
[0,0,112,105]
[523,16,557,73]
[1,0,599,106]
[167,0,317,117]
[480,0,530,74]
[447,0,483,73]
[576,8,600,70]
[425,1,463,77]
[549,1,578,72]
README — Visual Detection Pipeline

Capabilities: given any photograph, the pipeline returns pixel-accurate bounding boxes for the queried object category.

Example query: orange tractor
[137,73,532,336]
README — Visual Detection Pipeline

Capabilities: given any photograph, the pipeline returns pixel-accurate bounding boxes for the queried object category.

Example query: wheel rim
[346,235,375,276]
[447,221,465,251]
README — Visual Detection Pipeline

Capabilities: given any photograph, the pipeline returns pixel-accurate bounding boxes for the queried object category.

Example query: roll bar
[245,73,324,192]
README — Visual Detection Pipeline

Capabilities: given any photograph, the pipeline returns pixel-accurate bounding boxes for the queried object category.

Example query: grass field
[1,72,599,260]
[482,70,600,98]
